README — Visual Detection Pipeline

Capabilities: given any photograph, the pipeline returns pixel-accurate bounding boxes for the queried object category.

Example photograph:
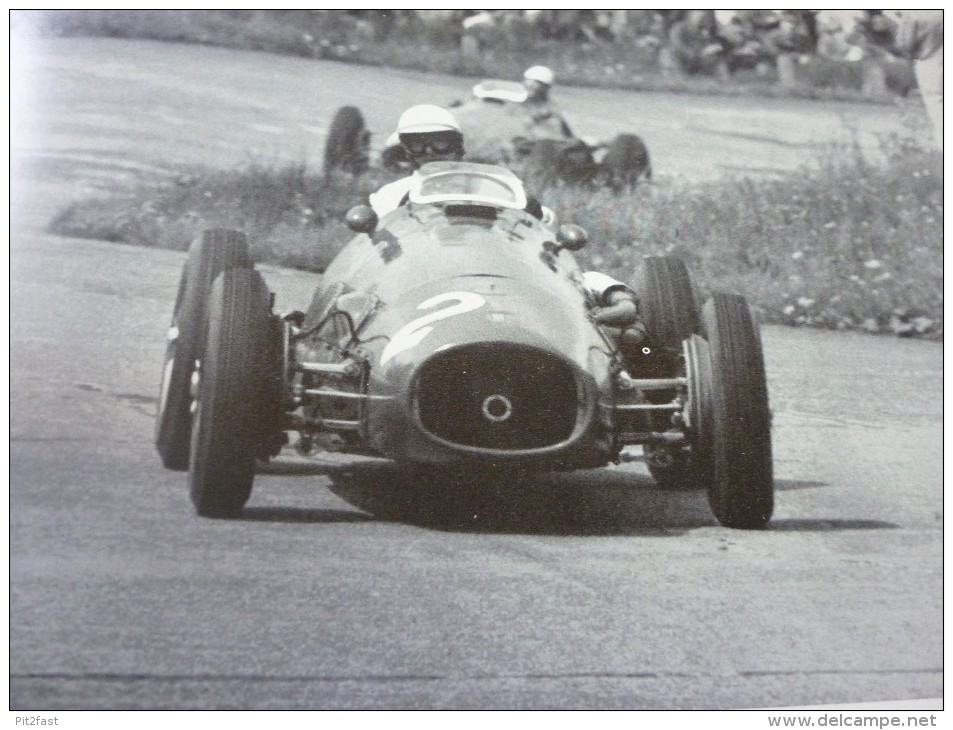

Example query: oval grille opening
[415,344,578,450]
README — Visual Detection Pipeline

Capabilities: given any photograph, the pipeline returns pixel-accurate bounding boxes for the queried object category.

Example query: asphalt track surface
[9,38,943,710]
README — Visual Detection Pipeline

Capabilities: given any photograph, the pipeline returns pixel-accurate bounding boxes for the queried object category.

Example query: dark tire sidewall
[323,106,369,175]
[189,268,271,518]
[638,255,700,352]
[600,133,651,187]
[155,229,251,470]
[702,293,774,529]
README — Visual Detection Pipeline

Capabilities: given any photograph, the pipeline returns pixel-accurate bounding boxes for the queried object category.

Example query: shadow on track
[319,459,718,536]
[238,507,378,524]
[251,455,884,534]
[774,478,828,491]
[766,518,898,531]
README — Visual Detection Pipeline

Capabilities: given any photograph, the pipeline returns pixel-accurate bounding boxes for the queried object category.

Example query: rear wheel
[637,256,699,352]
[323,106,369,176]
[701,293,773,529]
[637,256,701,488]
[599,133,651,188]
[155,229,251,470]
[189,269,273,518]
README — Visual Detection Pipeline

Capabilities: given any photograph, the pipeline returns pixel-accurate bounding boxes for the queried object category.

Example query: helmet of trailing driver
[523,65,555,86]
[395,104,464,161]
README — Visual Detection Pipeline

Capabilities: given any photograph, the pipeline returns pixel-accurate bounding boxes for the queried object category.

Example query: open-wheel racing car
[155,161,772,529]
[324,80,651,189]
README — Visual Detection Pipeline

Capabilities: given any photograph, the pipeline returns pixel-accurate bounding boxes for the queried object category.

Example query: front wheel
[189,269,274,518]
[701,293,773,529]
[155,229,251,470]
[644,335,712,491]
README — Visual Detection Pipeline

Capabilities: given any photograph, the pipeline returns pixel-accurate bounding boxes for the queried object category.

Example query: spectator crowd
[346,10,938,82]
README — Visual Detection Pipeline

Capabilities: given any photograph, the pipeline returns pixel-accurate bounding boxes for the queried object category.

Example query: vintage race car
[155,161,772,529]
[323,80,651,188]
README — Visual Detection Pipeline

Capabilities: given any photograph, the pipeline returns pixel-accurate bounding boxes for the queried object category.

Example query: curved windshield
[420,173,517,201]
[410,162,528,210]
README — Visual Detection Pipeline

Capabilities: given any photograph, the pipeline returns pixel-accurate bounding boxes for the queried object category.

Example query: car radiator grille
[414,344,579,450]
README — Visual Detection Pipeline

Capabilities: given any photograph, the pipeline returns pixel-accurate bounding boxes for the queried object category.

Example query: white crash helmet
[395,104,464,160]
[523,65,555,86]
[396,104,462,135]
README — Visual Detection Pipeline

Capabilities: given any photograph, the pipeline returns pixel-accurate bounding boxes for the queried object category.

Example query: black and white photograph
[9,9,943,716]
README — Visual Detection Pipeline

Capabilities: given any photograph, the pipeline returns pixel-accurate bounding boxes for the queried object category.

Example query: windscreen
[419,173,518,204]
[411,163,528,210]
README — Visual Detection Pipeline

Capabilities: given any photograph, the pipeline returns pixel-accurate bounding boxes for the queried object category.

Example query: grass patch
[49,137,942,339]
[49,164,397,273]
[546,134,941,337]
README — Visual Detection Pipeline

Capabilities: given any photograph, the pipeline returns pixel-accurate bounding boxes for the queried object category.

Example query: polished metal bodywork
[290,162,639,469]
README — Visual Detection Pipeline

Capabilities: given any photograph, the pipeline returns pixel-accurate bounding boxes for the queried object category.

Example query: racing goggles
[400,131,460,156]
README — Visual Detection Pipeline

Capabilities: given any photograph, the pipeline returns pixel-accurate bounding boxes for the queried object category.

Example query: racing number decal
[380,291,486,365]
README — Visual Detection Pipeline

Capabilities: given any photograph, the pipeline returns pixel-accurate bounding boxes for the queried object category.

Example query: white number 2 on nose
[380,291,486,365]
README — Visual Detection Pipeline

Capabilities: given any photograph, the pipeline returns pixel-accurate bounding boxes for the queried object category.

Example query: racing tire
[599,133,651,189]
[155,229,252,471]
[637,255,699,352]
[635,257,700,488]
[555,140,598,183]
[701,293,773,529]
[323,106,369,176]
[189,269,273,518]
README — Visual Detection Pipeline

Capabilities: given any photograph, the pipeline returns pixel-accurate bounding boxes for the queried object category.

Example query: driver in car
[521,65,574,139]
[368,104,466,218]
[369,105,650,371]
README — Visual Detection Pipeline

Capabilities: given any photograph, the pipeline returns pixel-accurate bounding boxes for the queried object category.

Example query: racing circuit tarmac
[9,37,943,710]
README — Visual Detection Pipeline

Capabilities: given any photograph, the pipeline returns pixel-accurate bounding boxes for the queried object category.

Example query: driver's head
[395,104,464,167]
[523,65,554,101]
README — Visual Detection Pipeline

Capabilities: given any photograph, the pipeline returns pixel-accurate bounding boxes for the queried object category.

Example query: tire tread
[702,293,773,529]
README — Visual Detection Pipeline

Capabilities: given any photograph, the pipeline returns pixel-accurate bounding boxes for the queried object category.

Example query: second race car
[324,79,651,189]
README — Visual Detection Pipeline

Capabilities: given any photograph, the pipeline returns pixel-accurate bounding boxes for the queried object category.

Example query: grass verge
[49,136,941,339]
